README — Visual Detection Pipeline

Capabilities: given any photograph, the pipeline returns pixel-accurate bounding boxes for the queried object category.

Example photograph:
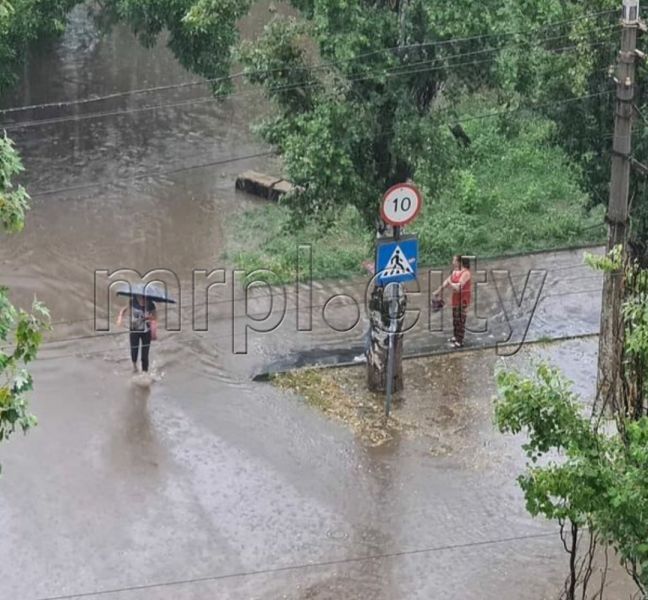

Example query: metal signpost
[384,282,403,417]
[374,183,423,417]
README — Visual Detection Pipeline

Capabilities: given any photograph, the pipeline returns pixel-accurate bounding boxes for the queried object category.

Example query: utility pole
[367,222,406,398]
[597,0,641,411]
[367,184,421,411]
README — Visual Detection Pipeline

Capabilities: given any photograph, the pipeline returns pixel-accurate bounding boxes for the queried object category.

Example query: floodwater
[0,5,634,600]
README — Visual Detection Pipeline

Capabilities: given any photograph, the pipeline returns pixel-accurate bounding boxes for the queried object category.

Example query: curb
[251,331,599,381]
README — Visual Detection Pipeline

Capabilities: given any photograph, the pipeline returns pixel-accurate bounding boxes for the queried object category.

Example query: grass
[410,109,606,265]
[225,100,605,283]
[224,203,372,283]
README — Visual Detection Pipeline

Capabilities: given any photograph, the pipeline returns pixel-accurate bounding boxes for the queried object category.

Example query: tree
[496,241,648,598]
[0,0,80,91]
[585,246,648,419]
[0,0,64,471]
[94,0,252,94]
[495,364,648,599]
[103,0,619,227]
[0,134,49,474]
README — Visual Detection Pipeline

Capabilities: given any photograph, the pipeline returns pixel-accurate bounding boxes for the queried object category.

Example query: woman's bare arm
[116,305,128,327]
[433,276,453,296]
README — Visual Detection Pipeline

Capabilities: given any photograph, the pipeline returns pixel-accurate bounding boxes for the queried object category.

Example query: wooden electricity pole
[597,0,641,409]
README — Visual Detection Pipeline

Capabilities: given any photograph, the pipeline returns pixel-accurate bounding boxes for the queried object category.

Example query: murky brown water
[0,5,636,600]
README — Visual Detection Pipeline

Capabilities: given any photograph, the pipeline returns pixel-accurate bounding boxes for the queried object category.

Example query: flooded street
[0,5,630,600]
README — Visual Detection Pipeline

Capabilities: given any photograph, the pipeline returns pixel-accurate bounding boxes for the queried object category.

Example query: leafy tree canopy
[496,364,648,596]
[103,0,620,226]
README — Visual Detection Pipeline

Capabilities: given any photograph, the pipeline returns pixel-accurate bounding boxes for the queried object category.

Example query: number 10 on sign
[381,183,422,227]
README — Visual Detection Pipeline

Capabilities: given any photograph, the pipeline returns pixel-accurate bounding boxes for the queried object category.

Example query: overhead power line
[21,87,615,206]
[30,151,275,197]
[1,34,618,132]
[0,8,618,117]
[33,531,556,599]
[0,20,617,129]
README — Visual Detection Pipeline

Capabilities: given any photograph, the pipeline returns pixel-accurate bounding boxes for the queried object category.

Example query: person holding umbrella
[117,293,157,373]
[115,284,176,374]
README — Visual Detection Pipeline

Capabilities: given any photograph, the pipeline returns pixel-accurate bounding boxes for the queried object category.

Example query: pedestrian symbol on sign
[375,236,418,284]
[384,245,414,277]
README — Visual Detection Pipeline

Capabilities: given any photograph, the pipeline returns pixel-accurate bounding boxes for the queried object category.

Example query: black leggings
[130,331,151,371]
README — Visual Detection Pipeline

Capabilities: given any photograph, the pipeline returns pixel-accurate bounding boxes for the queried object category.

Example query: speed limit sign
[381,183,422,227]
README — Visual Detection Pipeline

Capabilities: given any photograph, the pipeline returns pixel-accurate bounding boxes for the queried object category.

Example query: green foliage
[237,17,314,114]
[411,103,604,264]
[231,103,604,280]
[0,132,29,232]
[0,184,49,473]
[233,0,620,223]
[0,137,50,471]
[623,266,648,364]
[0,0,79,93]
[584,245,623,273]
[0,291,49,453]
[100,0,616,246]
[496,365,591,461]
[0,2,57,468]
[482,1,618,207]
[100,0,252,93]
[496,364,648,594]
[224,202,371,283]
[98,0,610,274]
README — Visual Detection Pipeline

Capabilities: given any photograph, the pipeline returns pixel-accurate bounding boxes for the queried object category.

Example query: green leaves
[0,0,79,93]
[496,363,648,591]
[495,363,590,459]
[0,127,47,468]
[237,17,315,113]
[0,0,57,465]
[105,0,251,93]
[0,293,50,473]
[584,245,624,274]
[0,133,29,233]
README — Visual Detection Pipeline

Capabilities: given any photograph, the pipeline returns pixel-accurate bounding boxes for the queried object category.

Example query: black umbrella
[116,282,177,304]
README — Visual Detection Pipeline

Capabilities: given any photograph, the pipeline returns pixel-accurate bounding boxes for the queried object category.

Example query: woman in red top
[433,255,472,348]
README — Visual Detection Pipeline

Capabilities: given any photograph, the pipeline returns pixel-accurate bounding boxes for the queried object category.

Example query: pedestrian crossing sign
[375,235,418,284]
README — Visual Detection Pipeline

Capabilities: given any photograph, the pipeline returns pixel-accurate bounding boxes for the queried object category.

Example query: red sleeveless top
[451,269,472,307]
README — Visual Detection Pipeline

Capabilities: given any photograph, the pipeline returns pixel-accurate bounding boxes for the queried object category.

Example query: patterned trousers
[452,305,467,345]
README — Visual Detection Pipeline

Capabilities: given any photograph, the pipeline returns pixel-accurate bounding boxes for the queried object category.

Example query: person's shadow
[124,382,156,453]
[107,381,163,476]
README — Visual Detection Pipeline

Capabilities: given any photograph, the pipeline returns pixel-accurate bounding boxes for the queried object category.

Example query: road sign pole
[368,183,422,397]
[385,323,396,417]
[384,285,401,417]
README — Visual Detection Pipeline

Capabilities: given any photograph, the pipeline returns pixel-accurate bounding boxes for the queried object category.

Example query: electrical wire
[33,530,556,600]
[22,84,616,200]
[0,8,618,117]
[29,150,275,197]
[0,30,618,131]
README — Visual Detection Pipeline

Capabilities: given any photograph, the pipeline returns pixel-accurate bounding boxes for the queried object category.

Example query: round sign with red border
[380,183,422,227]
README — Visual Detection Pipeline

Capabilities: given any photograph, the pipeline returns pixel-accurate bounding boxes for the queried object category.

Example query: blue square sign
[375,235,418,285]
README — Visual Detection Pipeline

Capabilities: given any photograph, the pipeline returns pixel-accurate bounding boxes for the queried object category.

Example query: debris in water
[272,368,411,447]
